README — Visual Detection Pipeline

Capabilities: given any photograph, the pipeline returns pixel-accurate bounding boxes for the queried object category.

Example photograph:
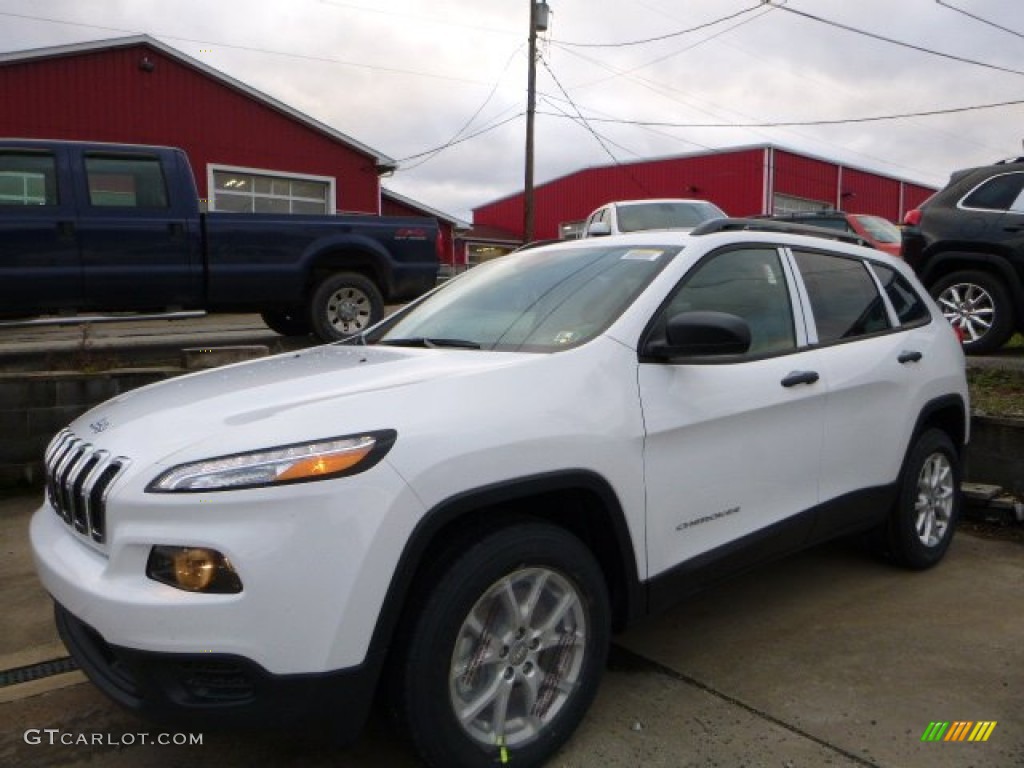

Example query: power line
[768,1,1024,77]
[935,0,1024,40]
[551,3,764,48]
[401,43,526,171]
[0,10,491,86]
[536,96,1024,129]
[539,54,656,196]
[393,112,524,165]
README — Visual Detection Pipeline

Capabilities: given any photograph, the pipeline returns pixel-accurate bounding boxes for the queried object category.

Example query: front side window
[871,263,930,326]
[960,172,1024,212]
[85,155,168,208]
[0,151,58,206]
[370,243,676,352]
[793,250,890,342]
[657,247,796,356]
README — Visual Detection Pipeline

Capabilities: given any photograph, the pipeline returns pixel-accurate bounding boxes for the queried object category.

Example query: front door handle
[898,350,923,364]
[781,370,819,388]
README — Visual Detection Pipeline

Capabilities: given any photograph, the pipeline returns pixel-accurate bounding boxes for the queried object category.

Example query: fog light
[147,546,242,593]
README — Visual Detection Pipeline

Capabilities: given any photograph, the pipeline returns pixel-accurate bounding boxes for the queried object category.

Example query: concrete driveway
[2,490,1021,767]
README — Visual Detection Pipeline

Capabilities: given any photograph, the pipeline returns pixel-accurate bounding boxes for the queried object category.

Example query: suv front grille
[44,429,130,545]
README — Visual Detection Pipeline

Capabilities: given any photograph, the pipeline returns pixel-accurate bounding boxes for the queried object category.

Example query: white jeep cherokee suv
[32,219,969,768]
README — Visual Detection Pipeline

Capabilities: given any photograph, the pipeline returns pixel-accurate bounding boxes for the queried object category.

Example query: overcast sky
[1,0,1022,222]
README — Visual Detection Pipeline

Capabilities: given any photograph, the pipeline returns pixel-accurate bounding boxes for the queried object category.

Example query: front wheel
[309,272,384,342]
[871,429,961,570]
[394,523,610,768]
[930,270,1014,354]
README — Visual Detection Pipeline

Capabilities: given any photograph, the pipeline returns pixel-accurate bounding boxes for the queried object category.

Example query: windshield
[854,215,901,244]
[617,201,724,232]
[370,243,678,352]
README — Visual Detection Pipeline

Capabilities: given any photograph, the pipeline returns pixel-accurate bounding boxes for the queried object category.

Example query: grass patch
[967,367,1024,418]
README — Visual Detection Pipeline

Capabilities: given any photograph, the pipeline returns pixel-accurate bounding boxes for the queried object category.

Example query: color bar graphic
[921,721,997,742]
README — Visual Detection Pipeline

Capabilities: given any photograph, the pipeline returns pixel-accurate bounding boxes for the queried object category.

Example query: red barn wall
[475,147,935,241]
[0,44,382,213]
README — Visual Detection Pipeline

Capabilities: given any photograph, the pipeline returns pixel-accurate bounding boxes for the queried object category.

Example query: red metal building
[0,35,464,263]
[473,145,937,242]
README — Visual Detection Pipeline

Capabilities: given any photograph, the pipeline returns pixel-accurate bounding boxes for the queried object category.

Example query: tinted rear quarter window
[961,172,1024,211]
[793,250,890,342]
[871,263,930,326]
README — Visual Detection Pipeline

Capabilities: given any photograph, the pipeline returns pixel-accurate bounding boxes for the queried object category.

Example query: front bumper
[55,601,380,738]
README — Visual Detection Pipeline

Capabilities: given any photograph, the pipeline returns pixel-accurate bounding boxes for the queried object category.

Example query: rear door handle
[898,350,923,364]
[781,370,819,388]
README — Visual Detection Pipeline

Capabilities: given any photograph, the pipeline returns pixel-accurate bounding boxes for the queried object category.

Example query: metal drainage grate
[0,656,78,687]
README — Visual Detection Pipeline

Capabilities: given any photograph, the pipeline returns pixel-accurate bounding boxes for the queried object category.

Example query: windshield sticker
[621,249,664,261]
[553,331,577,345]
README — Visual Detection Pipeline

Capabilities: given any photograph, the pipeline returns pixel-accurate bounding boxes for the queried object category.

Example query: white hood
[69,344,531,471]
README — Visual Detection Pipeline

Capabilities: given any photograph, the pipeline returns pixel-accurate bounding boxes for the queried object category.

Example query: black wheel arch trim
[366,470,645,661]
[908,393,969,461]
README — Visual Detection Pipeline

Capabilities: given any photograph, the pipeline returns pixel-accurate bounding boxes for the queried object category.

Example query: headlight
[147,430,396,492]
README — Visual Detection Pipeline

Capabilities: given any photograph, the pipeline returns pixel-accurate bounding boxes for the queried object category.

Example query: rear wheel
[394,523,610,768]
[260,309,311,336]
[871,429,961,570]
[930,270,1014,354]
[309,272,384,342]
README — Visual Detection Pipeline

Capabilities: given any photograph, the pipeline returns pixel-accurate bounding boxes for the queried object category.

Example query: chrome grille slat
[43,431,130,546]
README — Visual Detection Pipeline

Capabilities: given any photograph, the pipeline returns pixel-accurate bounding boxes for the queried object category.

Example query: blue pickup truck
[0,139,441,341]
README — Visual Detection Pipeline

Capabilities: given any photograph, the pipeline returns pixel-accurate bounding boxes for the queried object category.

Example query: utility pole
[524,0,548,243]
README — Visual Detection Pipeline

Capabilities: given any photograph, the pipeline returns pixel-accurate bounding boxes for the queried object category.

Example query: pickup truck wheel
[260,309,311,336]
[309,273,384,341]
[869,429,961,570]
[395,523,610,768]
[930,270,1014,354]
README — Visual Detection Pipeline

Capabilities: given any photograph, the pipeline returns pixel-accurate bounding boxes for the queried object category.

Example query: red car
[757,211,903,257]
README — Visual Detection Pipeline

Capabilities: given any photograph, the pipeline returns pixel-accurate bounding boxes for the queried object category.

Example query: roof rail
[689,217,875,249]
[994,156,1024,166]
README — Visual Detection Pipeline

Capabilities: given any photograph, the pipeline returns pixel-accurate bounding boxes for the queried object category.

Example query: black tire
[929,270,1015,354]
[309,272,384,342]
[870,429,961,570]
[260,309,311,337]
[394,523,610,768]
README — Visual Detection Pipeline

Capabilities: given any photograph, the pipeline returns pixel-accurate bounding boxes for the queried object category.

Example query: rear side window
[0,151,59,206]
[793,250,890,343]
[85,154,169,208]
[871,264,930,326]
[961,172,1024,212]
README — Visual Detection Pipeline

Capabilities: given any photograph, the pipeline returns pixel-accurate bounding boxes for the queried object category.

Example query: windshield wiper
[378,337,482,349]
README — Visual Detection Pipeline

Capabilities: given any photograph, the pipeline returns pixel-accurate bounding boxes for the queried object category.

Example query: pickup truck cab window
[84,154,169,208]
[0,150,58,206]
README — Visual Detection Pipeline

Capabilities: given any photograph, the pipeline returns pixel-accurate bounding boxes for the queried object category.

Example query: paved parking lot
[2,490,1021,767]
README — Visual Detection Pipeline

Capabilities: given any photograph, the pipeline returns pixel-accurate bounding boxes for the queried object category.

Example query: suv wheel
[394,523,610,768]
[930,270,1014,354]
[871,429,961,570]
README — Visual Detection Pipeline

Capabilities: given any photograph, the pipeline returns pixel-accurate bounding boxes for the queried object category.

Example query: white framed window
[208,164,336,214]
[773,194,831,215]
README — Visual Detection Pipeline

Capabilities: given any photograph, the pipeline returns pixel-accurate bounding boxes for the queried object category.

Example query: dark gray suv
[902,157,1024,353]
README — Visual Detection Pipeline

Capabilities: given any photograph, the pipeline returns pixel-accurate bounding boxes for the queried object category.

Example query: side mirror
[648,311,751,359]
[587,221,611,237]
